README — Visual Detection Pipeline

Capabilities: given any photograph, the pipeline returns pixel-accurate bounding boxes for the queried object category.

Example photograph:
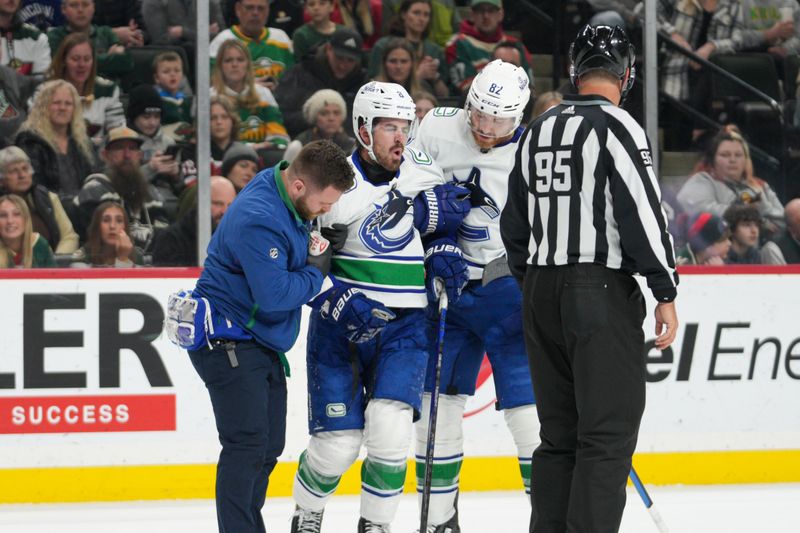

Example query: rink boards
[0,267,798,503]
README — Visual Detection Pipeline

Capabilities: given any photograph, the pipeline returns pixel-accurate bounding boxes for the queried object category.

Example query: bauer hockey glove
[318,283,396,343]
[424,237,469,304]
[413,182,472,236]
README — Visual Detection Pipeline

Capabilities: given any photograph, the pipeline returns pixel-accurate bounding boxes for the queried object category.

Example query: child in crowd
[153,52,193,126]
[724,204,763,264]
[676,212,731,265]
[293,0,343,61]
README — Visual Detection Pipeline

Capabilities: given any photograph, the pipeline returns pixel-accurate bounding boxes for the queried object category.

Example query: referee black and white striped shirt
[500,94,679,302]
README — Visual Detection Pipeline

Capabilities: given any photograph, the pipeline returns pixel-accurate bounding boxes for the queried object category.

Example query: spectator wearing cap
[676,212,731,265]
[445,0,533,94]
[221,142,260,192]
[723,204,763,264]
[761,199,800,265]
[47,32,125,145]
[152,175,236,266]
[292,0,343,62]
[73,125,169,248]
[294,88,356,153]
[48,0,134,82]
[275,26,366,137]
[0,145,79,254]
[15,79,99,203]
[210,0,294,92]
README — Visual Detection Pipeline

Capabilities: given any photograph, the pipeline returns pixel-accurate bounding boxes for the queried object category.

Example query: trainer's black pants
[522,264,646,533]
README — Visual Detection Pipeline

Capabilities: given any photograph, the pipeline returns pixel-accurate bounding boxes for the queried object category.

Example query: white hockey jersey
[410,107,525,280]
[318,148,446,308]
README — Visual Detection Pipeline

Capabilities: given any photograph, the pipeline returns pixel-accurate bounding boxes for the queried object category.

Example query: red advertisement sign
[0,395,176,434]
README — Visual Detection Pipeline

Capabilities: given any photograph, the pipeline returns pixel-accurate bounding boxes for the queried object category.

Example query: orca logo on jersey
[358,189,415,253]
[456,167,500,219]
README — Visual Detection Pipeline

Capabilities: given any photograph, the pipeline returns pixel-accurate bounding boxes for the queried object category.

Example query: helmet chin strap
[358,124,379,164]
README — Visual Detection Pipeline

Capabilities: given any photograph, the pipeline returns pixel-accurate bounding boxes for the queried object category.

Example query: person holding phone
[126,84,182,192]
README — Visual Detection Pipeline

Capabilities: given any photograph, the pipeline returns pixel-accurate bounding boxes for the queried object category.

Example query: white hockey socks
[359,399,414,524]
[414,393,467,526]
[504,404,540,496]
[293,429,362,511]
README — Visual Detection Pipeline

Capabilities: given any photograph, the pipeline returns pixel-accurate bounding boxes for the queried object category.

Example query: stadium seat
[784,54,800,102]
[710,53,782,102]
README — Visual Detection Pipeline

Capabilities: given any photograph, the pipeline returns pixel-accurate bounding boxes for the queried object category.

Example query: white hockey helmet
[465,59,531,139]
[352,81,416,163]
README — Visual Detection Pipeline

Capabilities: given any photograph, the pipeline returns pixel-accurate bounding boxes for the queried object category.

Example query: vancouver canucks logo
[456,167,499,219]
[358,189,414,254]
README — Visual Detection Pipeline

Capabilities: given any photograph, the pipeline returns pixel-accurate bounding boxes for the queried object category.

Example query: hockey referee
[500,25,679,533]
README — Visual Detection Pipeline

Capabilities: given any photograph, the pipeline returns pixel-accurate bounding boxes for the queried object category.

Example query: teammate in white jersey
[291,81,469,533]
[410,60,540,533]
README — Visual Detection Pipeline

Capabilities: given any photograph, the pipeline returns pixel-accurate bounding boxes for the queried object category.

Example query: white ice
[1,484,798,533]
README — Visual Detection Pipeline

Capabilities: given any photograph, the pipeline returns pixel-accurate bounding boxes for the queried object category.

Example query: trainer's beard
[108,162,150,211]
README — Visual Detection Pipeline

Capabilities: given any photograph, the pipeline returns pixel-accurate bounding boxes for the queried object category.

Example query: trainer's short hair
[291,140,354,192]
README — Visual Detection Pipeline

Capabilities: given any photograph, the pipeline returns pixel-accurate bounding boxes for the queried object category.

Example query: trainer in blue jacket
[188,140,354,533]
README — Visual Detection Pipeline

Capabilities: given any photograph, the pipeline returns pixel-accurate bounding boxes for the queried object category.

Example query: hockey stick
[419,280,448,533]
[630,467,669,533]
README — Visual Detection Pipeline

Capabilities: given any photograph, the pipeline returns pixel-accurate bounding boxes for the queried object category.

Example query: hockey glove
[413,182,471,236]
[306,230,332,277]
[321,223,348,252]
[318,284,396,343]
[424,237,469,304]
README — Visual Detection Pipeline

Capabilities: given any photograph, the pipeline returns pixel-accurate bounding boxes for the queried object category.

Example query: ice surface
[1,484,798,533]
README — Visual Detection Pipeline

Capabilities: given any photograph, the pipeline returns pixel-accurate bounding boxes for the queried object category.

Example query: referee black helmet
[569,24,636,97]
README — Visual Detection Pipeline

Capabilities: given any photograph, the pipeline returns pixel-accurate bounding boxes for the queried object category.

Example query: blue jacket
[195,161,323,353]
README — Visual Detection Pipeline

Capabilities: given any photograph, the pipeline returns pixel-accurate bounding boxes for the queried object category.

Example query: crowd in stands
[0,0,798,270]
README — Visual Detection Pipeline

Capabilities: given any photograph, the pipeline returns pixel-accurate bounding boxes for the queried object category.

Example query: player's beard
[374,141,404,172]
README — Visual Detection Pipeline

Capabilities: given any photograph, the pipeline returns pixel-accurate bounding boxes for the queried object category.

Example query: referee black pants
[522,263,646,533]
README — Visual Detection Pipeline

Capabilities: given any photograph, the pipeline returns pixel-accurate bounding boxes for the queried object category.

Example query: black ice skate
[291,505,324,533]
[357,517,391,532]
[417,508,461,533]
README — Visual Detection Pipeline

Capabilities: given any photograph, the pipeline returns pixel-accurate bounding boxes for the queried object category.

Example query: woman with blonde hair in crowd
[677,129,784,237]
[210,39,289,157]
[373,38,424,95]
[48,33,125,145]
[210,95,244,173]
[15,79,98,202]
[70,201,143,267]
[0,146,79,254]
[0,194,57,268]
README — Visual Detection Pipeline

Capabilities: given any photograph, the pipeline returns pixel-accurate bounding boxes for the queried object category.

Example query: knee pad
[504,404,540,456]
[364,399,413,460]
[415,393,467,457]
[306,429,362,477]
